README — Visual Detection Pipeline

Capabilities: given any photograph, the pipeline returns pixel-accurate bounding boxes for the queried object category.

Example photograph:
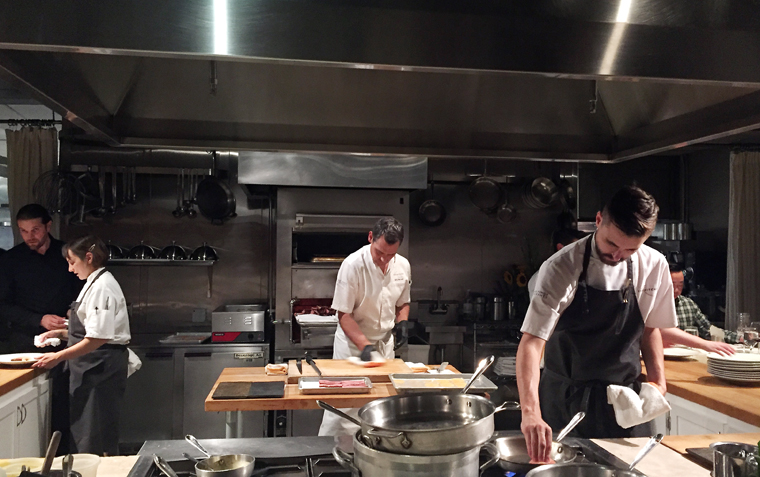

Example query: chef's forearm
[660,327,703,349]
[395,303,410,323]
[55,337,109,361]
[338,311,372,349]
[640,327,667,394]
[516,333,546,417]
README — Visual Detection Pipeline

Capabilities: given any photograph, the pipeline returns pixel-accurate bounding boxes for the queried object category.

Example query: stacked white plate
[495,356,516,376]
[706,352,760,384]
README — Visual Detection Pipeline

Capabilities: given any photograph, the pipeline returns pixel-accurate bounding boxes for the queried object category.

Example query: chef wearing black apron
[516,186,676,463]
[34,236,130,456]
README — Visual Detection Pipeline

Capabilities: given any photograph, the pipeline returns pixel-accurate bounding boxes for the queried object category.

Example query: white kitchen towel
[127,348,142,378]
[606,382,671,429]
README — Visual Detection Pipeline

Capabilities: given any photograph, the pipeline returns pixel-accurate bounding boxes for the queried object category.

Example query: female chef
[34,235,131,455]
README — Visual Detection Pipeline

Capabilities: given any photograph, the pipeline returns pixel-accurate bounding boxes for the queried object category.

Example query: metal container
[211,304,266,343]
[710,442,759,477]
[332,431,500,477]
[294,315,338,348]
[355,393,518,455]
[389,373,497,394]
[493,297,505,321]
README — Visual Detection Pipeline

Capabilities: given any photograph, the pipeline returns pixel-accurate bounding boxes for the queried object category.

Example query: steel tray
[389,373,498,394]
[298,376,373,395]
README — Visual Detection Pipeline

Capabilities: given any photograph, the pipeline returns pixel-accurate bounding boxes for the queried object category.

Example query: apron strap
[79,269,108,304]
[579,237,593,315]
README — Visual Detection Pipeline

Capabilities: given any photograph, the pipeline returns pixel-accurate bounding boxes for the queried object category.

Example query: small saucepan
[184,435,254,477]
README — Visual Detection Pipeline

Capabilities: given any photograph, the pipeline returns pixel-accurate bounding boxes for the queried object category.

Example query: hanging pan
[418,181,446,226]
[469,176,504,213]
[195,153,236,224]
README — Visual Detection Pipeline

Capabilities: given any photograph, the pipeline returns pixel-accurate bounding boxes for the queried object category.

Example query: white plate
[710,373,760,384]
[0,353,43,366]
[664,347,698,359]
[707,352,760,362]
[347,355,387,367]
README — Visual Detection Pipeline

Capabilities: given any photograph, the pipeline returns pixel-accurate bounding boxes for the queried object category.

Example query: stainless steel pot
[332,431,500,477]
[184,435,255,477]
[710,442,759,477]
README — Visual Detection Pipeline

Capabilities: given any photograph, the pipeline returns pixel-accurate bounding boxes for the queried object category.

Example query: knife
[304,354,322,376]
[296,357,303,374]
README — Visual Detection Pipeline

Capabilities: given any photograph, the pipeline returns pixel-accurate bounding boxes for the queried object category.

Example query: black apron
[67,269,128,455]
[539,236,654,438]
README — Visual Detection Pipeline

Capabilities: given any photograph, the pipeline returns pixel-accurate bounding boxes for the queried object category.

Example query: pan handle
[332,447,360,476]
[479,442,501,474]
[364,427,412,449]
[317,400,363,427]
[493,401,521,413]
[184,435,211,458]
[153,455,179,477]
[462,356,495,394]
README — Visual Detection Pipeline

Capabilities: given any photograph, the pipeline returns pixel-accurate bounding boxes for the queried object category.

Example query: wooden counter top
[643,358,760,428]
[205,364,459,412]
[661,432,760,454]
[0,367,46,397]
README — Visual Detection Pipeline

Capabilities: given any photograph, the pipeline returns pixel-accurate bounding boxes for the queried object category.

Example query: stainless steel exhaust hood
[2,1,760,162]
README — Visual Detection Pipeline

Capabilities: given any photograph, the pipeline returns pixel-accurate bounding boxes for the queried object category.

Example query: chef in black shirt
[0,204,82,353]
[0,204,82,454]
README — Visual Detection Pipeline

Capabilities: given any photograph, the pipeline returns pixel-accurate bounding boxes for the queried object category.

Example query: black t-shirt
[0,236,83,346]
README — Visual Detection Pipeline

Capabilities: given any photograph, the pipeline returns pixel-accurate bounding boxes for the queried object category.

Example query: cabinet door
[667,393,726,435]
[16,385,46,458]
[0,400,18,458]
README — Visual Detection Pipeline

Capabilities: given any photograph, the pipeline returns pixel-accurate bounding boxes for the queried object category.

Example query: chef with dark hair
[517,185,676,462]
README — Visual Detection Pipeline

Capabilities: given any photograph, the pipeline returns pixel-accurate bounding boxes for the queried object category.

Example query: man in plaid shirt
[670,266,739,345]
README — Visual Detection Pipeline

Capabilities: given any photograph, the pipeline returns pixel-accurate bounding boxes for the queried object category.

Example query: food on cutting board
[394,378,468,388]
[318,379,368,388]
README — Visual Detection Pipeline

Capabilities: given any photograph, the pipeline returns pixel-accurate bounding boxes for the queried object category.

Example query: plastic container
[52,454,100,477]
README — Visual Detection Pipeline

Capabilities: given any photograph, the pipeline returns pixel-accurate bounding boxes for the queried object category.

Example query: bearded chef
[318,217,411,436]
[517,185,676,463]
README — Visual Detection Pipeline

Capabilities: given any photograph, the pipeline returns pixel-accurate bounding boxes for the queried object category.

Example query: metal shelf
[109,259,215,266]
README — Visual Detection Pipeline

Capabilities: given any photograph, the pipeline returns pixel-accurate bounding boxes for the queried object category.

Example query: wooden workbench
[205,362,457,412]
[643,358,760,428]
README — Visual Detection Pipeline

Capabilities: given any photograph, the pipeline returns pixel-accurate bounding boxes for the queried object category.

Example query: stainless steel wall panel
[290,268,340,300]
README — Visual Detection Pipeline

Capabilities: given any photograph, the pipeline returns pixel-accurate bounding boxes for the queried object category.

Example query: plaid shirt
[675,295,738,344]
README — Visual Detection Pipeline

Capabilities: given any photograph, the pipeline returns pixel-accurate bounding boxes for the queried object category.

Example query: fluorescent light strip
[213,0,228,55]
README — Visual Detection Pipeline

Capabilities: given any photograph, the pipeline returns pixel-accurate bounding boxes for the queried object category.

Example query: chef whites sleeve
[521,258,580,340]
[332,261,359,315]
[81,286,116,340]
[638,257,678,329]
[395,262,411,307]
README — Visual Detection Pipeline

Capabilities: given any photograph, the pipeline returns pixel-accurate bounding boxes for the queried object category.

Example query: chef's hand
[37,329,66,341]
[393,320,409,350]
[33,352,63,369]
[701,341,735,356]
[521,411,553,464]
[41,314,67,331]
[360,345,374,362]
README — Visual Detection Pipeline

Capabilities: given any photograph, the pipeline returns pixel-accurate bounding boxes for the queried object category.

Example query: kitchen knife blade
[304,355,322,376]
[296,358,303,374]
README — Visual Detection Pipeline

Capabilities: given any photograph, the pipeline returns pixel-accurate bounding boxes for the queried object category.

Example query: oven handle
[289,299,296,343]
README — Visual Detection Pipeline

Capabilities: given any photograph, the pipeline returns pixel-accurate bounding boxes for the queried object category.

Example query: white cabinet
[664,393,760,436]
[0,374,50,458]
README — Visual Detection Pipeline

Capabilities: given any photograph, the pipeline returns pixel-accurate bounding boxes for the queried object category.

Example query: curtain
[726,151,760,331]
[5,127,58,245]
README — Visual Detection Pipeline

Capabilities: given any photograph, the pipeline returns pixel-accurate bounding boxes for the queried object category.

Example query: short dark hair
[63,235,109,268]
[602,185,659,237]
[552,228,587,248]
[372,217,404,245]
[669,263,684,273]
[16,204,52,224]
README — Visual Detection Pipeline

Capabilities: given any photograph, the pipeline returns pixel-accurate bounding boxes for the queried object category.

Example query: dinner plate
[664,347,698,359]
[0,353,43,366]
[707,352,760,362]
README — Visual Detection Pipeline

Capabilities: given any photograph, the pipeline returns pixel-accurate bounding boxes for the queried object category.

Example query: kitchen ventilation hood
[2,1,760,162]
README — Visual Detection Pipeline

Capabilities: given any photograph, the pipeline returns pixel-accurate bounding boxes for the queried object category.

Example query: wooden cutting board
[287,358,412,383]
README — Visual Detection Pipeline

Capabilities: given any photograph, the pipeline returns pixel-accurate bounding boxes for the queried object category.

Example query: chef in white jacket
[318,217,411,436]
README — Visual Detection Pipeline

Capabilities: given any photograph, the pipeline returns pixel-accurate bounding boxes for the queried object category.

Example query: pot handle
[494,401,521,413]
[332,447,361,476]
[479,442,501,474]
[317,400,363,427]
[365,428,413,449]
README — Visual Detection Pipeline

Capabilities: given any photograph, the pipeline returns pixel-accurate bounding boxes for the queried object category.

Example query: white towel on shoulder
[606,382,671,429]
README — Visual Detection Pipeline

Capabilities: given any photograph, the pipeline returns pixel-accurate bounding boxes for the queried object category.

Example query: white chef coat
[74,268,131,345]
[522,234,676,340]
[331,244,411,358]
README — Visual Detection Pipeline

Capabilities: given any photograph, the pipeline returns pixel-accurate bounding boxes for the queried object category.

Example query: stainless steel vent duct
[2,1,760,162]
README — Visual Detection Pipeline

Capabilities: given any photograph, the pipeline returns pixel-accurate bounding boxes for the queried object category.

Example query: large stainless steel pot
[184,435,255,477]
[332,431,500,477]
[710,442,759,477]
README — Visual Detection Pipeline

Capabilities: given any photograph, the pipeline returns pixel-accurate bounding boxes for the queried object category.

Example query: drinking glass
[684,327,698,336]
[737,313,756,352]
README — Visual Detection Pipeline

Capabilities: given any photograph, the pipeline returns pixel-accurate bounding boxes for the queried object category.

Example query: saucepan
[319,356,521,455]
[184,435,254,477]
[525,433,664,477]
[492,411,586,473]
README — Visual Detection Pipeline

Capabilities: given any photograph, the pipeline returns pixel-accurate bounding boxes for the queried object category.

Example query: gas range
[130,437,349,477]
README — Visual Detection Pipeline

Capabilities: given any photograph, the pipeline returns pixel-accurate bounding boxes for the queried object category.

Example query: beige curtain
[726,151,760,331]
[5,127,58,245]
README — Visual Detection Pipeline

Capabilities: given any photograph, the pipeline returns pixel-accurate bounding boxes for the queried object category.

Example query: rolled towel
[34,334,61,348]
[265,363,289,375]
[606,382,671,429]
